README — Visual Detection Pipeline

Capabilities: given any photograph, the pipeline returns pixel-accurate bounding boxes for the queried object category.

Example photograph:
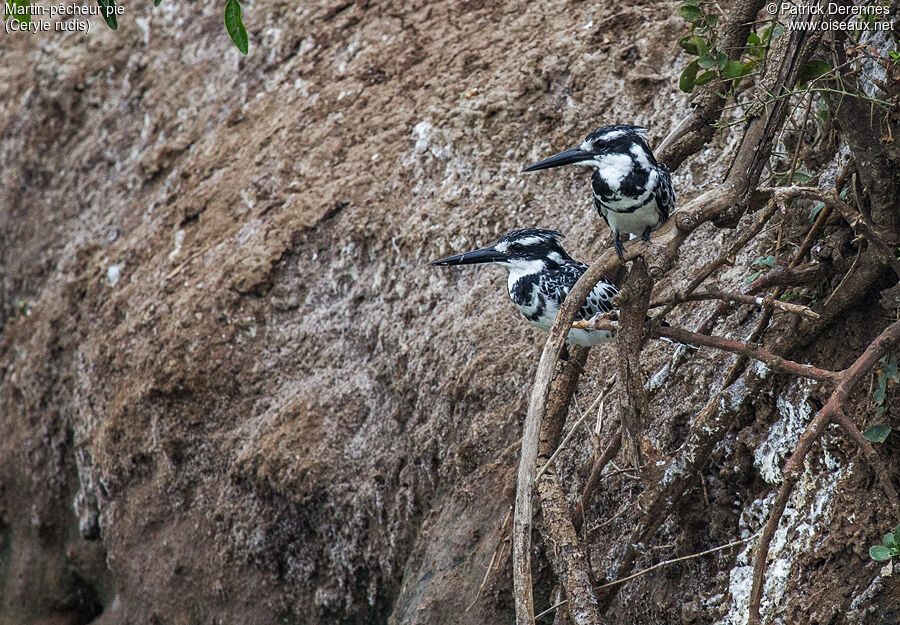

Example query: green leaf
[5,0,30,24]
[746,270,764,284]
[695,70,717,86]
[870,545,894,561]
[792,172,812,184]
[810,203,825,224]
[798,60,833,87]
[225,0,249,55]
[680,60,700,93]
[874,376,888,405]
[816,98,828,122]
[894,523,900,541]
[885,533,898,549]
[96,0,117,29]
[706,13,718,27]
[772,24,784,39]
[862,424,891,443]
[748,32,761,46]
[699,53,717,69]
[882,356,899,382]
[678,4,704,23]
[692,36,709,58]
[679,36,699,55]
[155,0,162,5]
[722,60,744,78]
[717,52,729,71]
[741,60,758,76]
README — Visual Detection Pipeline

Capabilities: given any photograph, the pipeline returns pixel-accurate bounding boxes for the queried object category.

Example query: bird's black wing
[547,262,617,322]
[654,163,676,222]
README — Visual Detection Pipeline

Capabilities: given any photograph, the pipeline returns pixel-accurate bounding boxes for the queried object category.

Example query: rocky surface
[1,1,897,624]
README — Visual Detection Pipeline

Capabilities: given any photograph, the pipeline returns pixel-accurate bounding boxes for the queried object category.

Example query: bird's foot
[641,225,652,242]
[613,234,626,260]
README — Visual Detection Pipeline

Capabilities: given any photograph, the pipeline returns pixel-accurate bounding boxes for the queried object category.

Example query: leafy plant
[676,2,771,94]
[745,255,776,284]
[869,523,900,562]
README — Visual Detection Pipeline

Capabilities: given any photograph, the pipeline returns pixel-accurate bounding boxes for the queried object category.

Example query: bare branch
[573,319,841,383]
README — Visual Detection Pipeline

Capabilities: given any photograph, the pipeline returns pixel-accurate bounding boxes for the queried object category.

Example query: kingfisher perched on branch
[431,228,618,346]
[524,124,676,260]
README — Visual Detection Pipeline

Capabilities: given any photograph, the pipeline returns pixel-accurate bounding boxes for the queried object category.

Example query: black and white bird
[524,124,676,260]
[431,228,618,346]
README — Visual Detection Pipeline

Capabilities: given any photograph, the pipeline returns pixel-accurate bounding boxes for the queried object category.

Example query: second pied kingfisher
[524,124,676,260]
[431,229,617,346]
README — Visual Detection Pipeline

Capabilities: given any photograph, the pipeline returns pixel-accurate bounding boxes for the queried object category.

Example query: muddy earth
[1,0,898,624]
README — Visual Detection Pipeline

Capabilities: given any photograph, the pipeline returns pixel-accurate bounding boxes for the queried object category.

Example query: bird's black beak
[523,148,595,172]
[430,245,506,266]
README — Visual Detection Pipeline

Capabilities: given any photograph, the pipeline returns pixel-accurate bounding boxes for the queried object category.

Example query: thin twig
[572,428,623,532]
[649,288,819,319]
[535,600,568,621]
[466,507,513,612]
[535,381,614,483]
[833,410,900,510]
[594,533,759,590]
[586,499,638,534]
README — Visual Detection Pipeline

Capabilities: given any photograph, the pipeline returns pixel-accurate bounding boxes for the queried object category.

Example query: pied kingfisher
[431,229,618,346]
[524,124,676,260]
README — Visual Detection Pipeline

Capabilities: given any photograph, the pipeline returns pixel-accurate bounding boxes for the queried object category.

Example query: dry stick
[594,533,759,591]
[649,288,819,319]
[747,319,900,625]
[466,507,513,611]
[745,260,829,292]
[533,347,606,625]
[586,499,638,535]
[535,379,615,483]
[571,428,623,533]
[535,600,568,621]
[165,237,225,281]
[574,319,840,383]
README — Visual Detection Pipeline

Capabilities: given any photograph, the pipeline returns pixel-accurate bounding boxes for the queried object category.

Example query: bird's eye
[509,243,524,253]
